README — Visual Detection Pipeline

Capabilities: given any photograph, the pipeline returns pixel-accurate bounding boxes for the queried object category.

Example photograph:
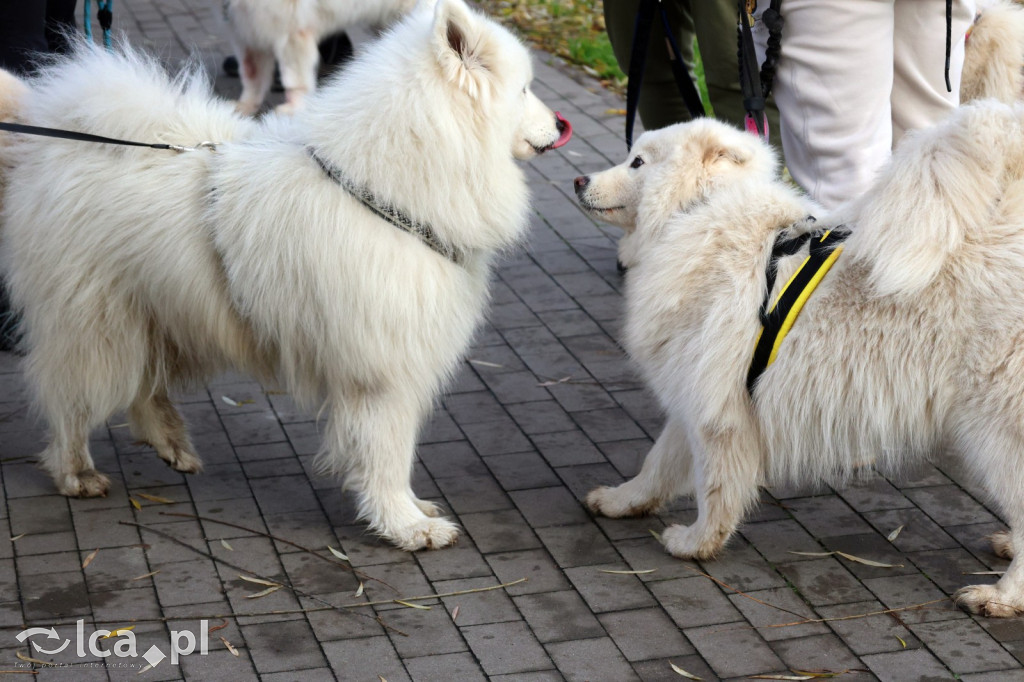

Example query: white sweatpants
[755,0,976,209]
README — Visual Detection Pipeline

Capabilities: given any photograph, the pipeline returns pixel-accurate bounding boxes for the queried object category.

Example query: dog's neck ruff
[306,147,463,265]
[746,220,849,395]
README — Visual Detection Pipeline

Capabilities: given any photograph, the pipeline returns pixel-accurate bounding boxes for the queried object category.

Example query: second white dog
[576,104,1024,617]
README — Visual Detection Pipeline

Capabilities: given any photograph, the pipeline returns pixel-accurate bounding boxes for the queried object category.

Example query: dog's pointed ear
[702,142,752,168]
[432,0,490,97]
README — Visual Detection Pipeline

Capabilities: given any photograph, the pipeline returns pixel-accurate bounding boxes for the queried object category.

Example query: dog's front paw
[58,469,111,498]
[387,516,460,551]
[661,523,726,560]
[955,584,1023,617]
[586,484,660,518]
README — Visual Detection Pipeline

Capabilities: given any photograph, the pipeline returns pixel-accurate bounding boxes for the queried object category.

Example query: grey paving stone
[383,605,467,658]
[531,430,607,467]
[435,472,514,515]
[478,370,554,405]
[556,463,625,504]
[728,586,829,642]
[861,647,955,682]
[788,495,875,538]
[571,408,646,443]
[546,636,639,682]
[485,451,562,491]
[815,600,920,656]
[818,533,918,580]
[416,542,492,582]
[461,419,534,457]
[910,618,1019,674]
[462,621,553,676]
[862,509,961,554]
[241,618,327,673]
[770,633,868,678]
[435,576,520,626]
[650,576,743,628]
[536,524,619,567]
[861,574,967,624]
[903,485,999,528]
[419,410,464,445]
[777,558,875,607]
[323,635,411,682]
[461,509,543,555]
[563,564,656,613]
[962,672,1024,682]
[510,487,590,528]
[631,656,715,682]
[404,651,488,682]
[597,607,694,662]
[358,561,436,611]
[741,519,829,565]
[839,475,916,513]
[684,622,786,678]
[513,590,605,643]
[417,441,488,479]
[445,391,510,425]
[8,495,73,535]
[21,569,91,621]
[596,439,651,479]
[152,560,224,609]
[486,549,572,596]
[507,401,577,435]
[908,547,994,595]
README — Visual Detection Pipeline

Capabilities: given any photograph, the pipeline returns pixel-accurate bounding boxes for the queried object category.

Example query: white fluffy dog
[224,0,416,115]
[962,0,1024,104]
[0,0,571,551]
[575,104,1024,617]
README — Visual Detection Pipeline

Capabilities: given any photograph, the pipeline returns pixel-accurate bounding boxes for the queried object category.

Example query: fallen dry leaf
[135,493,174,504]
[131,570,160,581]
[101,626,135,639]
[221,539,234,551]
[238,575,280,587]
[16,652,57,667]
[209,619,229,633]
[886,525,904,542]
[669,661,703,679]
[220,636,239,656]
[599,569,657,575]
[468,359,504,368]
[896,635,907,648]
[327,545,349,561]
[536,376,571,387]
[354,582,364,598]
[787,550,903,568]
[129,498,142,511]
[245,585,283,599]
[9,534,25,542]
[82,549,100,569]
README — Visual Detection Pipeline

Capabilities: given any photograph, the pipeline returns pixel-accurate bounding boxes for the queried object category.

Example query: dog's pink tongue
[552,112,572,149]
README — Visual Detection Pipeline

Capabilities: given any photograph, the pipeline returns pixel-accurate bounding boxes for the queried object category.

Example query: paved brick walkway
[1,2,1023,681]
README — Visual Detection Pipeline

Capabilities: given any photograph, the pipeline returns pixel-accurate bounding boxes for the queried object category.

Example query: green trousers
[604,0,781,151]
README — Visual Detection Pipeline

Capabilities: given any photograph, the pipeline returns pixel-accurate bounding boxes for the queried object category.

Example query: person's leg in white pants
[757,0,974,209]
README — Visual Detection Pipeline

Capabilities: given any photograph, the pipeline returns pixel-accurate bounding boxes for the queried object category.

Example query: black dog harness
[746,222,849,394]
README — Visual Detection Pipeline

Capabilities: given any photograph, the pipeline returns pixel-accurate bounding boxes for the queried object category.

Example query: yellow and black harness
[746,222,849,394]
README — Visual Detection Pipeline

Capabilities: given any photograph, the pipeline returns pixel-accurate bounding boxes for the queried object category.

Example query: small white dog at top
[0,0,570,551]
[223,0,416,115]
[575,104,1024,617]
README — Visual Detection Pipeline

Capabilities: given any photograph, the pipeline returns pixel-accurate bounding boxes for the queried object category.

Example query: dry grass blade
[221,539,234,551]
[0,670,39,675]
[245,585,283,599]
[9,534,25,542]
[649,529,663,544]
[669,661,703,679]
[135,493,174,504]
[468,359,504,368]
[536,376,571,387]
[895,635,907,648]
[966,571,1005,575]
[452,605,460,621]
[221,396,253,406]
[748,676,815,681]
[238,574,280,587]
[327,545,349,561]
[394,599,431,610]
[220,636,239,656]
[131,570,160,581]
[354,582,364,598]
[886,525,905,542]
[129,498,142,510]
[787,550,903,568]
[82,549,100,569]
[599,568,657,575]
[15,653,57,667]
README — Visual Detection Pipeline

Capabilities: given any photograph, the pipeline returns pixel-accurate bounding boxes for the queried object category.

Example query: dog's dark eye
[630,156,644,169]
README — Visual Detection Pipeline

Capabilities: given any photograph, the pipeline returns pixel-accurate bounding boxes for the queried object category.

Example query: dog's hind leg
[274,29,318,115]
[128,389,202,474]
[326,393,459,551]
[236,48,275,116]
[660,418,763,560]
[586,417,694,518]
[954,418,1024,616]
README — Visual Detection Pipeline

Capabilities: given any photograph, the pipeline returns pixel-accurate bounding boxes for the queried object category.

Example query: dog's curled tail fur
[846,100,1024,298]
[962,0,1024,104]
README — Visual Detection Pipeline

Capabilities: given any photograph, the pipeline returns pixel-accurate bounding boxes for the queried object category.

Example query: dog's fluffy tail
[962,0,1024,104]
[845,100,1024,298]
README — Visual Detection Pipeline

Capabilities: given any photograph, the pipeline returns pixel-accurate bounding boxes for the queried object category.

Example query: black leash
[624,0,705,150]
[738,0,783,140]
[0,121,214,152]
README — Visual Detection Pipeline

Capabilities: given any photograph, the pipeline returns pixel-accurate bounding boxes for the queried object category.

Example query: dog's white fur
[224,0,416,115]
[576,105,1024,617]
[0,0,566,551]
[962,0,1024,104]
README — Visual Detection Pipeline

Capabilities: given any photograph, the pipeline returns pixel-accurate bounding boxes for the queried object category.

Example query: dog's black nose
[573,175,589,193]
